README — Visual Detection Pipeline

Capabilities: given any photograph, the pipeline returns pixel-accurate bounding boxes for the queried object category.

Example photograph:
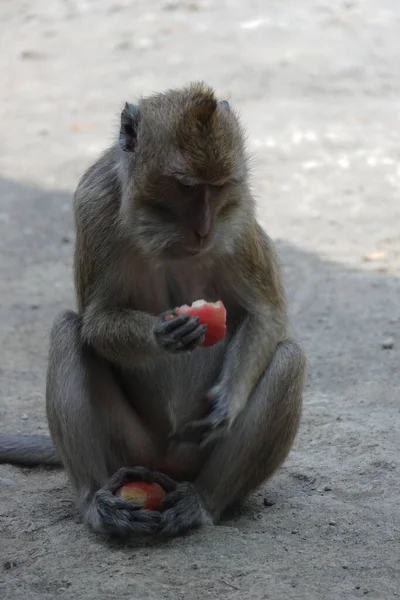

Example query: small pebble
[291,529,299,535]
[20,50,45,60]
[0,477,14,486]
[163,1,180,10]
[263,498,276,507]
[342,565,348,569]
[329,520,337,526]
[381,338,394,350]
[355,585,360,590]
[324,486,332,492]
[21,414,29,420]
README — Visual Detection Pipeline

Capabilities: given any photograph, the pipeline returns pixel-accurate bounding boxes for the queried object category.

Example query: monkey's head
[118,82,252,260]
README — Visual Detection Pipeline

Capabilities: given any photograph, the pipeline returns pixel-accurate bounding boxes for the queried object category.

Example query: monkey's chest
[120,259,228,434]
[127,261,220,315]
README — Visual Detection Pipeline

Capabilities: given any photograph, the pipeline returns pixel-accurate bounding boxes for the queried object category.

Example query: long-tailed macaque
[0,83,306,538]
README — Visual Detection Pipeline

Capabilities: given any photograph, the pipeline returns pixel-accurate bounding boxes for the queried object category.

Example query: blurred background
[0,2,399,599]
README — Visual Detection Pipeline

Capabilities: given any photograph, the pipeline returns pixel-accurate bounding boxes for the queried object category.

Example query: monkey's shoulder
[74,147,121,222]
[224,223,285,308]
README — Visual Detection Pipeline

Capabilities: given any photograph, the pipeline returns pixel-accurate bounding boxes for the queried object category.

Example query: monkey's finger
[95,488,142,511]
[173,409,229,444]
[169,317,202,340]
[114,509,163,537]
[158,506,199,538]
[179,324,207,346]
[170,420,212,445]
[164,324,206,352]
[155,314,190,334]
[131,509,163,524]
[107,466,156,493]
[109,496,143,511]
[160,489,184,510]
[152,471,178,493]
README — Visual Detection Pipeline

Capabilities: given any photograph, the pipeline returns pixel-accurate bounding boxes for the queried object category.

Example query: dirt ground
[0,1,399,599]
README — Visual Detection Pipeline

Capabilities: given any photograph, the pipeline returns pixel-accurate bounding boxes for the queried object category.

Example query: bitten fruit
[175,299,227,347]
[116,481,166,511]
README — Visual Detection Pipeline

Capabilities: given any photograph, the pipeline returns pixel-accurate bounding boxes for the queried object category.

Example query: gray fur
[0,434,61,466]
[0,83,306,539]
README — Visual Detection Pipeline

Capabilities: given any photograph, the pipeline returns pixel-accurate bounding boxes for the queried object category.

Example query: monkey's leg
[159,339,306,536]
[46,310,174,538]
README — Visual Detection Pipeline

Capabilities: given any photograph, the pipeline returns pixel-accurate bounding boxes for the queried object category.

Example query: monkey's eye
[175,177,196,189]
[150,203,174,219]
[209,183,224,191]
[123,124,135,137]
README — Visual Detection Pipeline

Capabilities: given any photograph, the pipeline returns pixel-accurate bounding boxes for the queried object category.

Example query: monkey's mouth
[186,242,212,257]
[162,235,213,259]
[186,234,212,255]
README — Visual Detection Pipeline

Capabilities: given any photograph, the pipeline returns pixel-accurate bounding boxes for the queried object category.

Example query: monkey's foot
[159,482,212,537]
[90,488,162,537]
[88,467,178,538]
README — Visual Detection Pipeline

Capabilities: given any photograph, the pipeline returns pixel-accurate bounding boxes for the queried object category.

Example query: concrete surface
[0,1,399,599]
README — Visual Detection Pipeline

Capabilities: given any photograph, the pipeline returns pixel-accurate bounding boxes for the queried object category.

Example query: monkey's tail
[0,434,62,467]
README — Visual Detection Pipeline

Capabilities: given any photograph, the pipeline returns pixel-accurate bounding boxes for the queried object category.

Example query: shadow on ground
[0,176,399,599]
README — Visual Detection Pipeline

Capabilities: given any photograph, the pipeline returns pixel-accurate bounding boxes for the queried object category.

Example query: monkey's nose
[195,232,210,248]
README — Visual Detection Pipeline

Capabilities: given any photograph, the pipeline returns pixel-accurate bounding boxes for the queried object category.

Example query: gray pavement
[0,2,399,599]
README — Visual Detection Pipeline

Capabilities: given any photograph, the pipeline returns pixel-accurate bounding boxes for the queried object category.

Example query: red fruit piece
[175,299,227,347]
[116,481,165,511]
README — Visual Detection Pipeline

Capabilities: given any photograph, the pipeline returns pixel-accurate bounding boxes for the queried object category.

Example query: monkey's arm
[81,303,206,365]
[215,224,287,409]
[212,305,286,418]
[175,225,287,443]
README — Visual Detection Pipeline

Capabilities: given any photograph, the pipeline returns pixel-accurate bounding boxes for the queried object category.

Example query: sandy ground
[0,1,399,598]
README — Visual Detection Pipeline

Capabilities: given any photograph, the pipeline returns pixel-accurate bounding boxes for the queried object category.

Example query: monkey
[0,82,306,538]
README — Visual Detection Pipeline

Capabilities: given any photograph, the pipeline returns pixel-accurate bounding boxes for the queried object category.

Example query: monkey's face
[133,173,245,260]
[120,82,250,259]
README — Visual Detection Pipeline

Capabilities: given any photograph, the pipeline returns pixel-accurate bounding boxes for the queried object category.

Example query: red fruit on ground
[116,481,165,511]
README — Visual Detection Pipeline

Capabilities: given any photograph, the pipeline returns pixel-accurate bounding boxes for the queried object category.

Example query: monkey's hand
[92,467,177,538]
[159,482,212,537]
[107,466,177,495]
[171,387,230,446]
[154,311,207,353]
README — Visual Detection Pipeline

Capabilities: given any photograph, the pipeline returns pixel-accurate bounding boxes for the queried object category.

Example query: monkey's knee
[47,309,85,395]
[248,339,306,479]
[50,309,82,346]
[263,338,306,426]
[46,309,86,438]
[275,338,307,382]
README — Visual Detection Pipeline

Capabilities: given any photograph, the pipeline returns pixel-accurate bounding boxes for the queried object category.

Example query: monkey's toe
[107,466,157,493]
[158,483,206,537]
[92,488,162,538]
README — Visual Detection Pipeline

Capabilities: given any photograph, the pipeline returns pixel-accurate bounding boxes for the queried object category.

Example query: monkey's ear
[218,100,230,111]
[119,102,140,152]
